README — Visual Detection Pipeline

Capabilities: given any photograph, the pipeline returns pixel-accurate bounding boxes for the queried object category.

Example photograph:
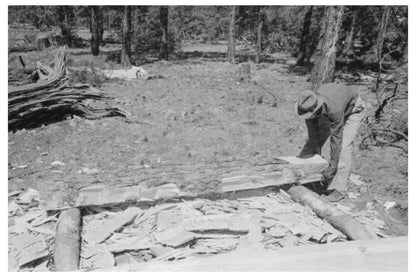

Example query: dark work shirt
[306,83,357,170]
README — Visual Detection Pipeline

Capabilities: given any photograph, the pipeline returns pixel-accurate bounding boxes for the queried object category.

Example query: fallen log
[40,155,328,210]
[9,44,38,53]
[287,185,374,240]
[54,208,81,271]
[220,155,328,192]
[8,46,127,131]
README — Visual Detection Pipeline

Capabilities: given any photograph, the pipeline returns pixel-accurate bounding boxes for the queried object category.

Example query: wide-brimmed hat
[295,90,324,119]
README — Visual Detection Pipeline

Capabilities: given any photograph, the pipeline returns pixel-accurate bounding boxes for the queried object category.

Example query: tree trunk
[120,6,132,67]
[159,6,169,60]
[310,6,345,90]
[296,6,313,66]
[108,13,111,32]
[98,7,104,43]
[56,6,73,46]
[255,8,264,64]
[342,7,358,56]
[90,6,101,56]
[227,6,237,64]
[374,6,391,92]
[376,6,391,63]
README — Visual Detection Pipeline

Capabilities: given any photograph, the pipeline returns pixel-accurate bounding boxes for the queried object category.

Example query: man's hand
[321,166,337,182]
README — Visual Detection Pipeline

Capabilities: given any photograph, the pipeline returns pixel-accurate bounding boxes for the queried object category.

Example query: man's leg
[327,108,366,192]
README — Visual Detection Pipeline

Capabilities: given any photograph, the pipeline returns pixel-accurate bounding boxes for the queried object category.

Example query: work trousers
[300,96,367,192]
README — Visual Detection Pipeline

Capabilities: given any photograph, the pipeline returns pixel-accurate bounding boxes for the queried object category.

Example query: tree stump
[236,63,251,82]
[37,37,51,50]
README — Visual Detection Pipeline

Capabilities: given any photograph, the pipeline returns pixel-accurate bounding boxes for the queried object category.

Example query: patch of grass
[68,66,109,87]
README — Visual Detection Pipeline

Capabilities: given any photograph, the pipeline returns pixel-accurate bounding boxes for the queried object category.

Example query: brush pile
[8,47,127,131]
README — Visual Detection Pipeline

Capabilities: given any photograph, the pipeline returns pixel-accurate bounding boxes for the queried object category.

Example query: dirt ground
[8,44,408,237]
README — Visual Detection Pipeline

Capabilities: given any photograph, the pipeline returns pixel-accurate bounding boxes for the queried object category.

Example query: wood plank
[107,237,151,253]
[279,155,328,165]
[154,226,195,248]
[80,244,115,270]
[82,207,142,245]
[76,185,140,207]
[9,232,49,268]
[90,236,408,271]
[156,209,183,231]
[182,214,251,233]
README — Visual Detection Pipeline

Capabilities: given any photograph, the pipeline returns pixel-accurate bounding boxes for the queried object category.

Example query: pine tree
[227,6,237,64]
[121,6,132,67]
[310,6,345,90]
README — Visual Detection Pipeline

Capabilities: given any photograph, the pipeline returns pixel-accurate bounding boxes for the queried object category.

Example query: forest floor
[8,43,408,237]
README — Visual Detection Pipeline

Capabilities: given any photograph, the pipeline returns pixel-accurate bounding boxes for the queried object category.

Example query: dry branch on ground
[8,47,128,131]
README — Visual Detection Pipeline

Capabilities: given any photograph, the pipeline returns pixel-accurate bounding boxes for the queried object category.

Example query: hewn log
[287,185,374,240]
[54,208,81,271]
[40,155,328,210]
[220,155,328,192]
[90,236,408,271]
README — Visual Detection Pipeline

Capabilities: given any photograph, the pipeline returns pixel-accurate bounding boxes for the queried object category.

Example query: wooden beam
[287,185,374,240]
[89,236,408,271]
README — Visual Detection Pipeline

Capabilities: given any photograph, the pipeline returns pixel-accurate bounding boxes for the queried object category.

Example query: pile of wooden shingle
[8,188,57,271]
[78,190,348,271]
[8,185,390,271]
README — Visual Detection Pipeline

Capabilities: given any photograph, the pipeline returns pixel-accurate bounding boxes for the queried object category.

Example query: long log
[89,236,408,271]
[220,155,328,192]
[9,45,38,53]
[54,208,81,271]
[287,185,374,240]
[40,155,328,210]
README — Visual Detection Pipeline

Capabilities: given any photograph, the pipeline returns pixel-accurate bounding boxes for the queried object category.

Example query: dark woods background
[8,6,407,69]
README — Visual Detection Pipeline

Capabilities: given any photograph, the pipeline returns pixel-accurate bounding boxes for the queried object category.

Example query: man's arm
[305,118,321,154]
[344,98,356,119]
[323,117,344,180]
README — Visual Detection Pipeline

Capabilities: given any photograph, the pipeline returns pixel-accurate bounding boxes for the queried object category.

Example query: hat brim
[295,96,324,119]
